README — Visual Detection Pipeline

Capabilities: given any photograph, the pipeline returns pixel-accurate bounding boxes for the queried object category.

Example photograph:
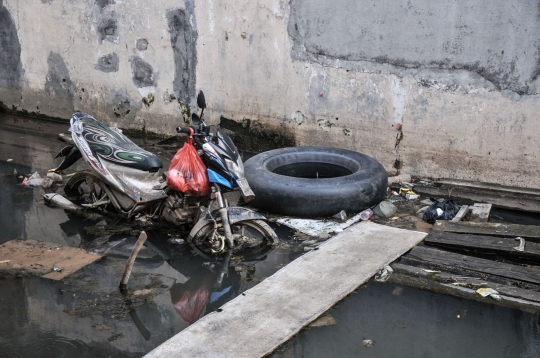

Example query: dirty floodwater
[0,113,302,357]
[2,113,540,358]
[271,281,540,358]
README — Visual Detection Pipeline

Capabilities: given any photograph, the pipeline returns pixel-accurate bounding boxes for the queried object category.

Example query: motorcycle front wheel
[189,219,278,254]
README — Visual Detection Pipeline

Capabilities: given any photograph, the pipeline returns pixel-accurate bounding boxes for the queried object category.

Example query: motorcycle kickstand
[213,185,234,249]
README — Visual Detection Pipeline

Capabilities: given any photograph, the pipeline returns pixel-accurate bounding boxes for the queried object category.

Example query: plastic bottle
[359,208,373,221]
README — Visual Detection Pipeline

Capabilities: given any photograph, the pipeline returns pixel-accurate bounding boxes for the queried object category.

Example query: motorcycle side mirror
[197,90,206,109]
[191,113,201,125]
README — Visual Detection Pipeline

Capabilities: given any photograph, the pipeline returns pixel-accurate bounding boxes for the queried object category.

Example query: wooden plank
[425,231,540,264]
[451,205,469,222]
[469,203,492,222]
[435,179,540,197]
[405,246,540,285]
[144,222,427,358]
[414,185,540,213]
[433,221,540,240]
[389,263,540,314]
[391,263,540,304]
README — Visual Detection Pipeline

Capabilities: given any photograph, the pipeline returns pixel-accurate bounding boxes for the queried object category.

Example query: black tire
[190,219,278,254]
[64,171,107,206]
[244,146,387,217]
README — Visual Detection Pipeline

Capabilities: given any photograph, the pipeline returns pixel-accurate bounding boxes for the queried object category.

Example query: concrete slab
[145,222,426,358]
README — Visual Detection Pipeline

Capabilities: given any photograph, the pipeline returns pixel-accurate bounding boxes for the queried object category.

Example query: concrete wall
[1,0,539,188]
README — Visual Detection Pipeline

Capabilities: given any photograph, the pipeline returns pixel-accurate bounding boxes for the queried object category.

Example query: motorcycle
[45,91,278,253]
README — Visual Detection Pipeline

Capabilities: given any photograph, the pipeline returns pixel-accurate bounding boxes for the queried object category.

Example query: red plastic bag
[166,135,210,196]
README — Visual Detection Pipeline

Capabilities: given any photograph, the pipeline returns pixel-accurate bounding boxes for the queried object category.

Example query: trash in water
[359,209,373,221]
[332,210,348,222]
[476,288,501,301]
[46,172,63,182]
[373,201,397,218]
[422,269,441,274]
[513,237,525,252]
[374,265,394,282]
[23,171,44,187]
[362,339,375,347]
[422,199,460,224]
[40,177,54,189]
[168,238,185,245]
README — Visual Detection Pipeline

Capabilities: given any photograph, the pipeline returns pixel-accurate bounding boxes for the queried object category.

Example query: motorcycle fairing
[70,112,162,172]
[70,112,166,203]
[207,169,235,189]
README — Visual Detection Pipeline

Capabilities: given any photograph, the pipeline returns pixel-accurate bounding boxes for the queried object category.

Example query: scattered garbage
[53,266,63,272]
[359,208,373,221]
[421,269,441,274]
[513,237,525,252]
[388,174,411,186]
[276,212,365,237]
[307,313,338,328]
[422,199,460,224]
[7,159,13,162]
[374,265,394,282]
[373,201,397,218]
[168,238,185,245]
[362,339,375,347]
[40,177,54,189]
[332,210,348,222]
[476,288,502,301]
[47,172,63,182]
[23,171,44,187]
[399,188,419,200]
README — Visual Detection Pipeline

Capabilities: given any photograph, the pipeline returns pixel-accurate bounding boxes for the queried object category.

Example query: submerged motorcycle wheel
[64,171,108,207]
[189,219,278,254]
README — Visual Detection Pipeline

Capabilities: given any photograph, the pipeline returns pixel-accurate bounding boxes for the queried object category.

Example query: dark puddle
[271,281,540,358]
[0,113,302,356]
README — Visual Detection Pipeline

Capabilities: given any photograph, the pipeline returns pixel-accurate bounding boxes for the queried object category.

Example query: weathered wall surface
[1,0,539,188]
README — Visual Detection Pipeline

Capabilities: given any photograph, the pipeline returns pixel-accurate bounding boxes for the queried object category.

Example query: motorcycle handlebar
[176,126,193,134]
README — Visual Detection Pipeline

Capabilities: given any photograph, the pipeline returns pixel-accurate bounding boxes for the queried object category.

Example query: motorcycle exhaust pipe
[44,193,103,221]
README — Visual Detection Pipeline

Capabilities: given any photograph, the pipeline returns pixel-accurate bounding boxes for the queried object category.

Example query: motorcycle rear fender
[52,146,82,171]
[187,206,268,242]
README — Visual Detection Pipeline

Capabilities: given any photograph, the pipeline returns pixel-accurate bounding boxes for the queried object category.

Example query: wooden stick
[119,231,148,290]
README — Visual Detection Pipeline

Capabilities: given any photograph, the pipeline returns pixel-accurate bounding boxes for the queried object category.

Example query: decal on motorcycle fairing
[71,113,162,171]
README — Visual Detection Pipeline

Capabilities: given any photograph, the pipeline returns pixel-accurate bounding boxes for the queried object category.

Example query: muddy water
[0,114,302,357]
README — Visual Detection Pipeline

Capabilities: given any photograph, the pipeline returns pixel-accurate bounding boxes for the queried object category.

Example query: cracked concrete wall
[0,0,197,133]
[195,0,540,188]
[1,0,540,188]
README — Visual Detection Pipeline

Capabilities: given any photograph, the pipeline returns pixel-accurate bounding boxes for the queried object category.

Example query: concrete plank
[145,222,426,358]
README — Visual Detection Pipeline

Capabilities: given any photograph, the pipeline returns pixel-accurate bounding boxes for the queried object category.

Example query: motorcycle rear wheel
[190,219,278,254]
[64,171,108,207]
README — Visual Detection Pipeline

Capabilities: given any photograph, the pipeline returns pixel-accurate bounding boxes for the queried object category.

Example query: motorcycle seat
[76,114,163,172]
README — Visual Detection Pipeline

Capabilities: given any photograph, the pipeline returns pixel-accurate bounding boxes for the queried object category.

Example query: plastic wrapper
[166,138,210,196]
[422,198,460,224]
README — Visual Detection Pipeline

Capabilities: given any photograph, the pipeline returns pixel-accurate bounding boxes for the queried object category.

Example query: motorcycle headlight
[224,158,245,179]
